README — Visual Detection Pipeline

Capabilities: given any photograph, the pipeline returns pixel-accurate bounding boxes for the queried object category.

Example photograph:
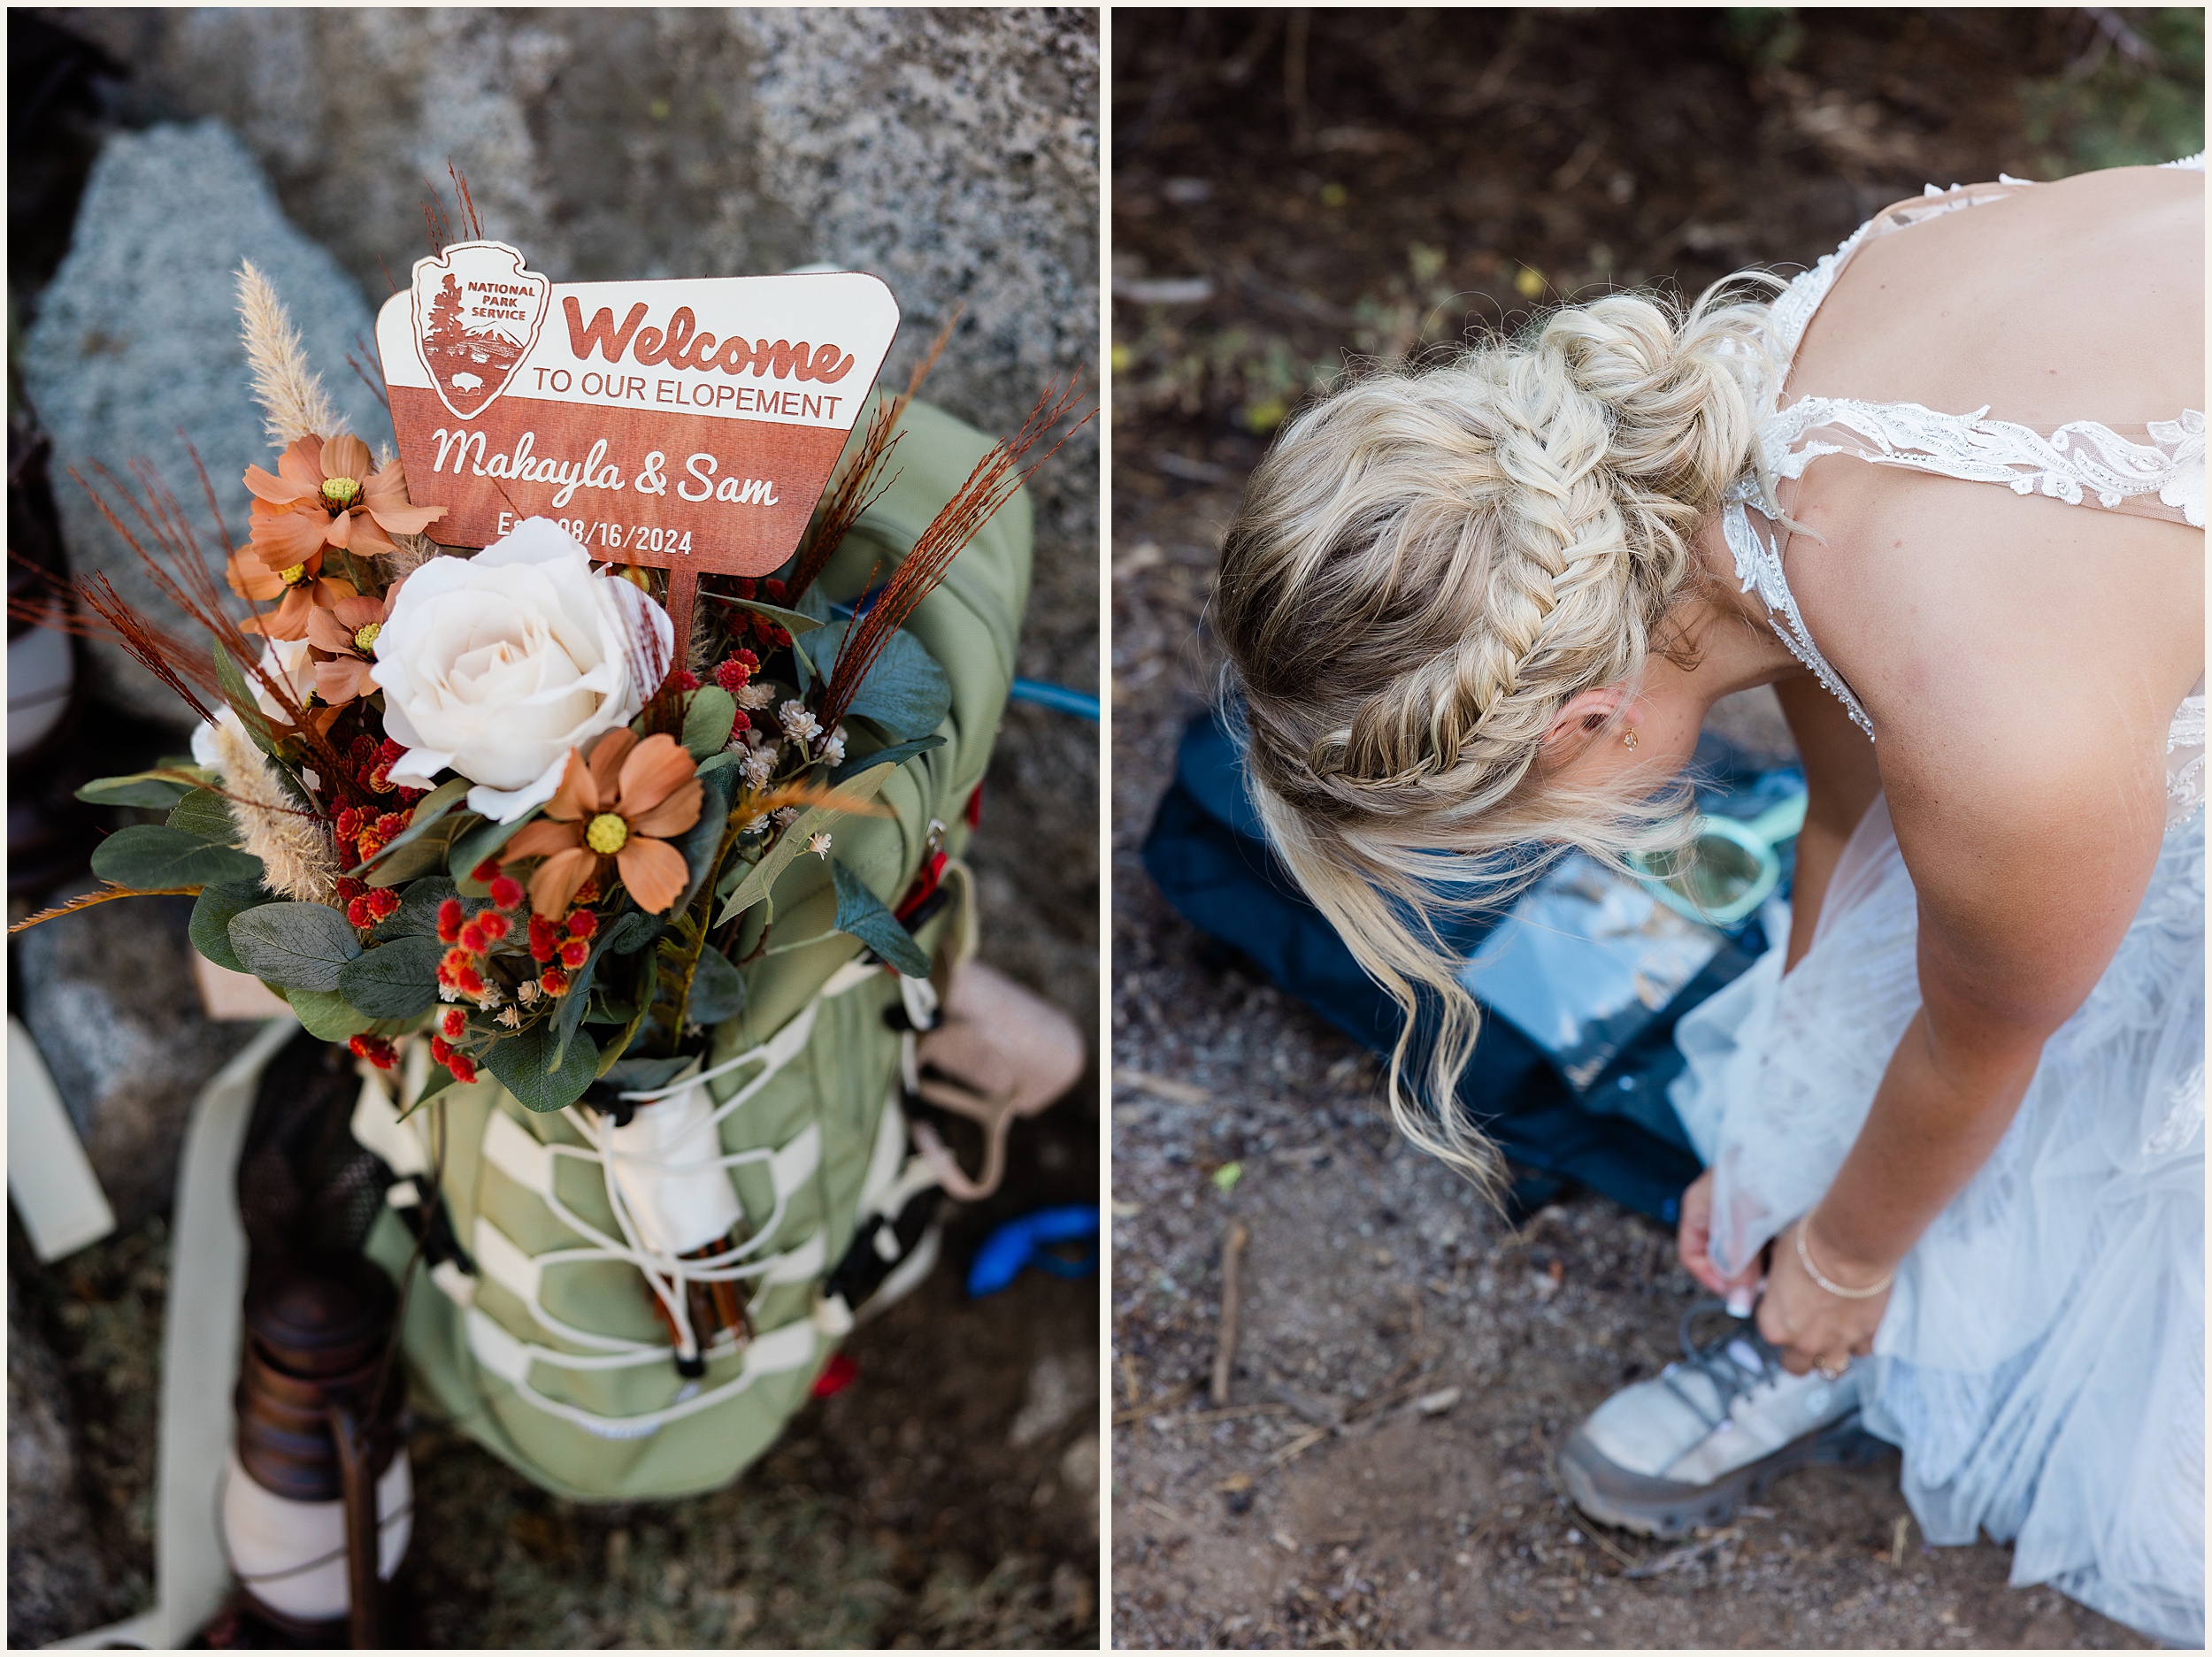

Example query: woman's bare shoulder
[1790,165,2203,428]
[1779,463,2198,1023]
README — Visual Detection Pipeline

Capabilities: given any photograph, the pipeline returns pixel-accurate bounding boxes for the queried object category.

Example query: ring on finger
[1816,1355,1848,1380]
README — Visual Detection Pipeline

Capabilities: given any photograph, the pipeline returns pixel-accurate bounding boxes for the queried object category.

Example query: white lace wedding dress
[1668,160,2205,1648]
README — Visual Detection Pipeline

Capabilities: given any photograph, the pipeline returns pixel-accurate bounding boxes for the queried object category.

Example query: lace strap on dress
[1763,400,2205,528]
[2169,688,2206,825]
[1721,487,1876,739]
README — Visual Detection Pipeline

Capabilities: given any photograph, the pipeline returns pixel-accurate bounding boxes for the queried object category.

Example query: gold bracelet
[1793,1216,1895,1300]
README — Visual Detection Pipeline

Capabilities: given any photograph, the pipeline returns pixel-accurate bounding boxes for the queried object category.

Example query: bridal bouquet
[19,260,1083,1119]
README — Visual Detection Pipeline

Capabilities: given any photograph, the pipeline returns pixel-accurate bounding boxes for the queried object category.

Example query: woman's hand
[1676,1170,1763,1306]
[1755,1216,1887,1376]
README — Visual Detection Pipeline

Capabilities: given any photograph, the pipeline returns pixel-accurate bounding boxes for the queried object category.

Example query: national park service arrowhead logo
[411,241,550,420]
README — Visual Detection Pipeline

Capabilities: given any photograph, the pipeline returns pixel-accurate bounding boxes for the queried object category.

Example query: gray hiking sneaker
[1559,1300,1891,1537]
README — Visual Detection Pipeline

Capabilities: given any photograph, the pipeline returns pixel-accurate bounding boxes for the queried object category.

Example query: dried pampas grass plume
[235,260,342,448]
[211,714,340,903]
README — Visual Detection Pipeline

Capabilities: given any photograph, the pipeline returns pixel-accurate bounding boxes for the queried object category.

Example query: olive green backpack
[350,395,1029,1500]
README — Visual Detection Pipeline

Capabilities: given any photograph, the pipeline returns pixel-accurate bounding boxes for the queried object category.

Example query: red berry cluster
[349,1033,398,1070]
[335,804,411,868]
[434,879,517,1009]
[713,648,760,694]
[334,876,401,933]
[664,668,702,694]
[526,906,596,997]
[342,733,426,806]
[427,1035,478,1084]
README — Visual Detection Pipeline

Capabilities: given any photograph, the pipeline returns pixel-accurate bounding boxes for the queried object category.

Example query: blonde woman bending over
[1214,159,2202,1645]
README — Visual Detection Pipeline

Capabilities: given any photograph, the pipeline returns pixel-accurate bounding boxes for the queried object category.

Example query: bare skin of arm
[1771,675,1884,972]
[1748,466,2196,1372]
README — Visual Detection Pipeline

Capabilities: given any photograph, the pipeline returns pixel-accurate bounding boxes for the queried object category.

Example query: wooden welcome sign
[375,242,899,639]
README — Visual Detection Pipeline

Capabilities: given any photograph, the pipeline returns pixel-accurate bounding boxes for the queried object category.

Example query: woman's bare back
[1757,164,2202,1016]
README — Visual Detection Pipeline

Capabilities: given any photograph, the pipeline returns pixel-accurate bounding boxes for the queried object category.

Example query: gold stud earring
[1623,729,1639,750]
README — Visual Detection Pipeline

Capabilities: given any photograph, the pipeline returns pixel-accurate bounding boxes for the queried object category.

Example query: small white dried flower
[516,978,542,1006]
[771,806,800,828]
[741,750,776,789]
[496,1006,522,1029]
[778,700,821,744]
[806,831,833,860]
[734,681,774,711]
[475,985,503,1010]
[438,984,462,1003]
[820,725,848,767]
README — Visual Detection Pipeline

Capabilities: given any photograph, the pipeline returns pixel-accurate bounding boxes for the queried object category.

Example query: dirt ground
[1109,9,2197,1649]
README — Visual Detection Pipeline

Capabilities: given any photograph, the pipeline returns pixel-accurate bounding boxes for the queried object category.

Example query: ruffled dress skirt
[1669,794,2205,1648]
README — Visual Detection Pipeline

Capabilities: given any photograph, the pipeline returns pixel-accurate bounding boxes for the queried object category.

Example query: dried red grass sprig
[783,309,961,605]
[70,455,358,797]
[8,884,205,935]
[419,162,483,257]
[817,373,1094,735]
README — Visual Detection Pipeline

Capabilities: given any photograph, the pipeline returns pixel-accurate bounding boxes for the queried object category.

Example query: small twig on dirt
[1890,1513,1911,1567]
[1268,1376,1346,1431]
[1112,1381,1198,1426]
[1190,1402,1293,1423]
[1580,1523,1643,1573]
[1140,1495,1191,1528]
[1624,1526,1740,1580]
[1115,1065,1213,1107]
[1121,1349,1142,1409]
[1268,1425,1331,1468]
[1212,1218,1250,1407]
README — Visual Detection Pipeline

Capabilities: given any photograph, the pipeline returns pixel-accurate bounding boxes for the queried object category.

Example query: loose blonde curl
[1214,278,1786,1193]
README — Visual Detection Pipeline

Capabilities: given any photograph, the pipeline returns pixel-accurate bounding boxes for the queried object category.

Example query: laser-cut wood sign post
[376,242,899,648]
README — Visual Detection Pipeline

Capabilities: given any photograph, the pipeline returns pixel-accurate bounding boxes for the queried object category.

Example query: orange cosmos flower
[499,730,704,917]
[304,586,400,706]
[227,545,356,641]
[239,433,446,572]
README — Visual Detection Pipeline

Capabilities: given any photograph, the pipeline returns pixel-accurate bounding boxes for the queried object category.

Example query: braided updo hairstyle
[1215,280,1784,1189]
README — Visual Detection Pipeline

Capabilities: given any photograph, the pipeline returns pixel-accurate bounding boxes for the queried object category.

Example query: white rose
[370,518,673,822]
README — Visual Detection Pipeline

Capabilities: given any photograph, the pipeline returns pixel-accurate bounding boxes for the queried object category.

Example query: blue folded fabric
[967,1205,1099,1296]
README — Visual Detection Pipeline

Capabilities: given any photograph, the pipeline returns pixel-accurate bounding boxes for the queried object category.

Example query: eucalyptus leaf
[811,620,952,742]
[189,882,273,975]
[374,878,459,942]
[353,779,472,878]
[228,901,362,992]
[686,946,748,1024]
[396,1065,456,1122]
[706,595,825,637]
[549,911,628,1069]
[829,733,945,786]
[211,645,279,756]
[696,749,739,777]
[606,910,661,955]
[77,768,208,809]
[336,935,445,1019]
[714,765,892,926]
[599,1055,695,1093]
[672,767,735,917]
[830,859,930,978]
[681,687,739,759]
[286,987,375,1043]
[166,789,242,847]
[484,1023,600,1113]
[92,825,263,890]
[365,817,467,888]
[449,810,536,891]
